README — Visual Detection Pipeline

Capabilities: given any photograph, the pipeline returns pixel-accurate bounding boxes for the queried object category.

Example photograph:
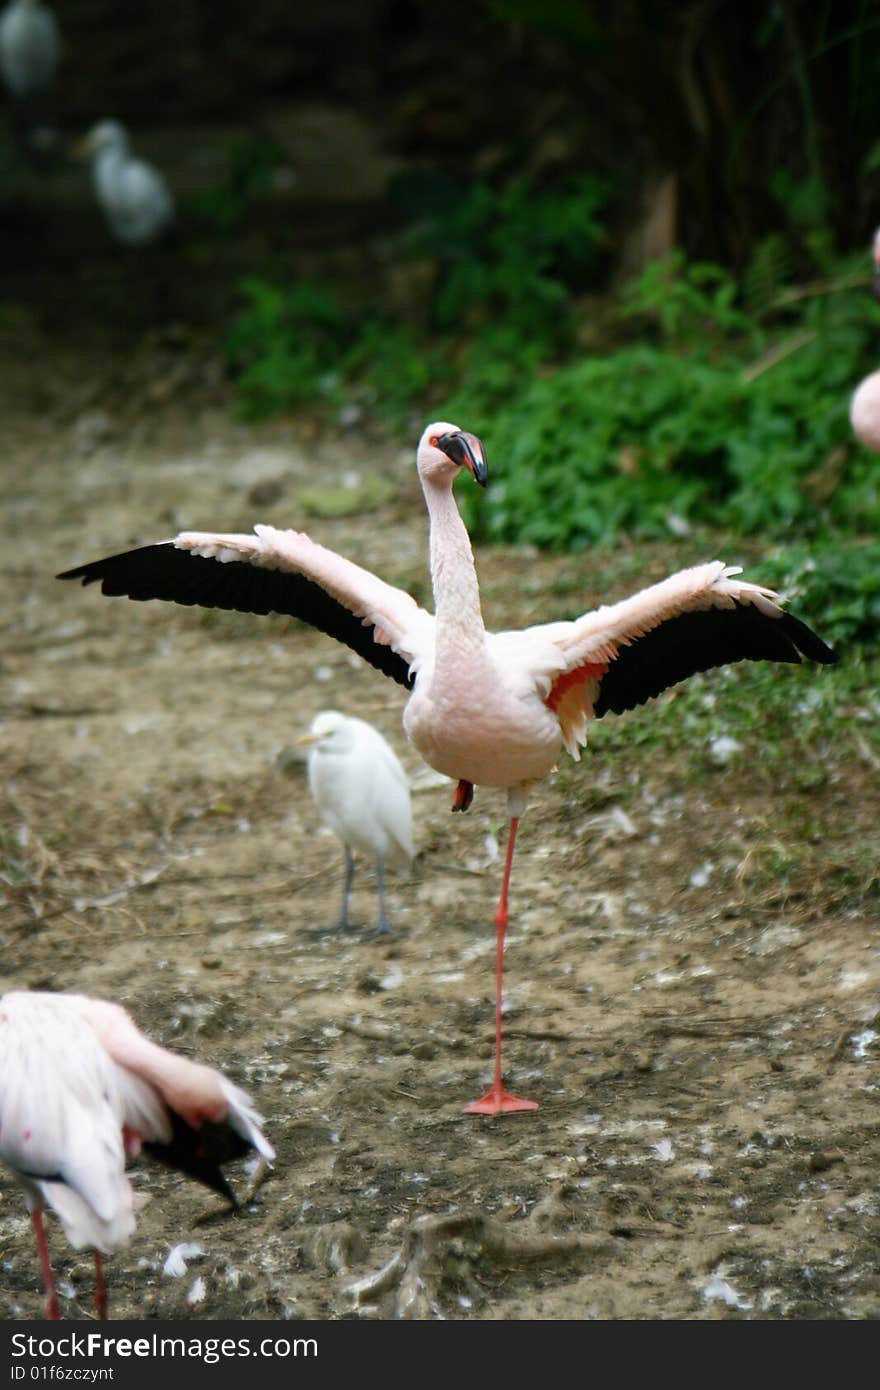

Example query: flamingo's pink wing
[529,563,835,757]
[59,525,435,688]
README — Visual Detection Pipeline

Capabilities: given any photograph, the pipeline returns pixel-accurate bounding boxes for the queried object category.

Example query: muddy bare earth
[1,346,879,1322]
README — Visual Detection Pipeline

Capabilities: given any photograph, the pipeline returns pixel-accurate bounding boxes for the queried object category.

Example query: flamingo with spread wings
[59,422,837,1115]
[0,990,274,1319]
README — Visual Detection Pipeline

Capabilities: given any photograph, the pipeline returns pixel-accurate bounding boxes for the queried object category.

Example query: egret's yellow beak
[296,731,320,747]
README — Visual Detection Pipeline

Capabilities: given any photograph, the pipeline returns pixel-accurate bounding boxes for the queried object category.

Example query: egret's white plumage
[0,0,58,99]
[0,990,273,1319]
[300,709,414,935]
[80,120,174,247]
[59,421,837,1115]
[0,0,59,160]
[850,228,880,452]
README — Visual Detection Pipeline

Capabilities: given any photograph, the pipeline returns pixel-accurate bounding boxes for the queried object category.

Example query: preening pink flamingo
[850,227,880,451]
[59,422,837,1116]
[0,990,274,1319]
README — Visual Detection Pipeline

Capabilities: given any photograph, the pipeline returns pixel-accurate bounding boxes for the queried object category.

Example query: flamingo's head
[417,421,487,488]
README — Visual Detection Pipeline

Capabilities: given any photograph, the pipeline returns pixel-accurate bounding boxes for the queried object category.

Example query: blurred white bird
[0,0,60,161]
[79,119,174,246]
[298,710,414,936]
[0,0,58,97]
[0,990,274,1320]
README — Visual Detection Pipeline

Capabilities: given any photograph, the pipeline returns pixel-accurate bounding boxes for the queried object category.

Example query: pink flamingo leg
[465,817,539,1116]
[31,1210,60,1320]
[94,1251,108,1320]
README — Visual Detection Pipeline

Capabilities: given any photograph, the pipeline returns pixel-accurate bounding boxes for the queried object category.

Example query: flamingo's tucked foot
[464,1085,539,1116]
[451,779,474,813]
[94,1252,108,1320]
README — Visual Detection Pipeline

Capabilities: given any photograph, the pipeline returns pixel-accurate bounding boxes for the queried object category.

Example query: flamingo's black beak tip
[439,430,488,487]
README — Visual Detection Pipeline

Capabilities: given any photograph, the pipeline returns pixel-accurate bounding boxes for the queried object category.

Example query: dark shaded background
[3,1,880,335]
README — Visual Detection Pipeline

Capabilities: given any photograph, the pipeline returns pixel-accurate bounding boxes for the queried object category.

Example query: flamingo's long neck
[424,478,486,661]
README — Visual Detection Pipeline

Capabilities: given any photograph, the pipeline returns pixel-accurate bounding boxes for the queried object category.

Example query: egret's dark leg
[368,854,394,938]
[464,816,539,1116]
[94,1251,108,1319]
[336,846,355,931]
[32,1210,60,1320]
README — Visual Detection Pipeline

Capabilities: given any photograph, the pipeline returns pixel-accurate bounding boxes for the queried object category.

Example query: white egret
[79,120,174,247]
[298,710,414,936]
[0,0,59,99]
[0,0,60,161]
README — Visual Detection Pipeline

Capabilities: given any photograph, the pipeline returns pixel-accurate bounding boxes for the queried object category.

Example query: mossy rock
[298,474,395,518]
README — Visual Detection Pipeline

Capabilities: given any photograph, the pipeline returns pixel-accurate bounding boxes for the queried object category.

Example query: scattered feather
[163,1242,205,1278]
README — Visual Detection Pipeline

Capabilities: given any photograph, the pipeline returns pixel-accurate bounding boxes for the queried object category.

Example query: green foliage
[742,235,792,315]
[223,179,880,646]
[770,170,829,234]
[340,318,440,421]
[761,541,880,646]
[619,252,756,345]
[192,136,286,234]
[415,175,607,346]
[226,173,607,421]
[461,261,880,556]
[489,0,600,44]
[225,279,349,417]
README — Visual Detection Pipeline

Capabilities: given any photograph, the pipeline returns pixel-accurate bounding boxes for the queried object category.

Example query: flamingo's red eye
[429,435,439,447]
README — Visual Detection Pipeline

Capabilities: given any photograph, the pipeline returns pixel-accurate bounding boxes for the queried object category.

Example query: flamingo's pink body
[850,228,880,452]
[0,990,273,1319]
[59,422,836,1115]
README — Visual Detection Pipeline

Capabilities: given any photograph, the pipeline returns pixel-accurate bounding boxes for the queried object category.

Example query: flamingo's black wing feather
[594,603,837,717]
[142,1111,252,1206]
[59,544,414,689]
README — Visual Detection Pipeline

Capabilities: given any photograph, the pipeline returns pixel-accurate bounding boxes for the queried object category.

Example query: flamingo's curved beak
[438,430,488,487]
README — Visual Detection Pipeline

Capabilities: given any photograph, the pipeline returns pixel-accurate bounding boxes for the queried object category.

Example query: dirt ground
[1,346,879,1322]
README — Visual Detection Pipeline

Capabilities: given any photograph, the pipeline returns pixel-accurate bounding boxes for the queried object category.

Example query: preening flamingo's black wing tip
[594,602,837,718]
[57,543,415,689]
[142,1111,250,1205]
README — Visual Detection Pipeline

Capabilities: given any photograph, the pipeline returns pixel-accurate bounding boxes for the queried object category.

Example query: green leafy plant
[226,173,608,422]
[460,265,880,555]
[225,279,349,417]
[192,136,286,234]
[619,251,757,345]
[223,185,880,647]
[761,540,880,646]
[414,174,608,350]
